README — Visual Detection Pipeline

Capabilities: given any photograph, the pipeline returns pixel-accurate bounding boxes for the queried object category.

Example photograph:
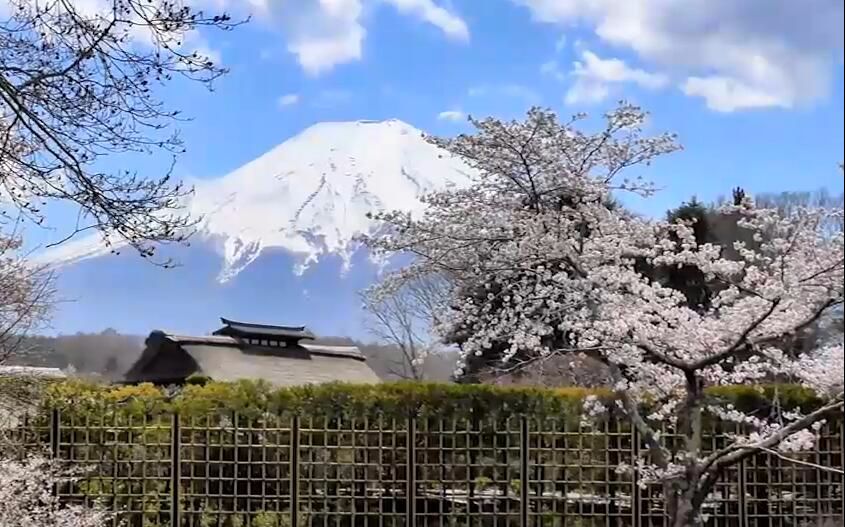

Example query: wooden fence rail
[4,408,843,527]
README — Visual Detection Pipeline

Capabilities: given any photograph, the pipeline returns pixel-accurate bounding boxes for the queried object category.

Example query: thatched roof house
[124,318,379,386]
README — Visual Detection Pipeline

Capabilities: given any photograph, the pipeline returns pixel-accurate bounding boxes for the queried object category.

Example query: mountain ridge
[35,119,475,281]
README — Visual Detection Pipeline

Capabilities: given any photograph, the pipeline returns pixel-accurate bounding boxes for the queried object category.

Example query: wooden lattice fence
[4,405,843,527]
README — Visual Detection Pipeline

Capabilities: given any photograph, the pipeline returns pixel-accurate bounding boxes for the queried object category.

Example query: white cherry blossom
[365,104,844,527]
[0,455,114,527]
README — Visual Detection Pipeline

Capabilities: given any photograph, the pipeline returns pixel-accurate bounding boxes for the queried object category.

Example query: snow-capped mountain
[36,119,475,282]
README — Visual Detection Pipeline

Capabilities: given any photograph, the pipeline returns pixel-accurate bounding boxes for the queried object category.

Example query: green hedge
[35,378,824,419]
[20,378,823,422]
[37,379,596,421]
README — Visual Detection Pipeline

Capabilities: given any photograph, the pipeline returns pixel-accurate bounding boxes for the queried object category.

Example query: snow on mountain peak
[34,119,475,281]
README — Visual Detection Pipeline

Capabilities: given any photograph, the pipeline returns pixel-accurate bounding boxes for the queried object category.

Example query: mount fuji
[36,119,475,337]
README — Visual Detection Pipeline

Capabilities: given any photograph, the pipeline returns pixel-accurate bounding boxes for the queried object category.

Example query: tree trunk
[669,375,706,527]
[666,481,704,527]
[669,496,699,527]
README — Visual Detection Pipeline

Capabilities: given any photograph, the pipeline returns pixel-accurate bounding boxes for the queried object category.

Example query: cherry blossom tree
[0,455,113,527]
[1,0,241,263]
[364,104,845,527]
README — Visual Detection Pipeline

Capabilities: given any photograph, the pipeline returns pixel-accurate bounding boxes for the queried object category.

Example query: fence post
[631,425,640,527]
[406,414,417,527]
[738,457,747,527]
[171,411,181,527]
[290,415,300,527]
[48,407,61,501]
[840,420,844,523]
[520,417,529,527]
[49,407,60,459]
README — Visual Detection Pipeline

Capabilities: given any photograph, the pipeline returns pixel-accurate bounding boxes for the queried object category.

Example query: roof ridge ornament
[212,317,316,341]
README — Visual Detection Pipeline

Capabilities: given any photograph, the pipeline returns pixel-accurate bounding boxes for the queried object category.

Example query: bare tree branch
[0,229,54,364]
[361,274,449,380]
[1,0,245,264]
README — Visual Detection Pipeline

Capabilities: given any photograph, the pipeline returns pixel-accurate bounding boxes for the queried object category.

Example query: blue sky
[157,0,844,209]
[33,0,845,337]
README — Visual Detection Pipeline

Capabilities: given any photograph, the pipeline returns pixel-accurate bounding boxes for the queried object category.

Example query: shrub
[37,379,828,424]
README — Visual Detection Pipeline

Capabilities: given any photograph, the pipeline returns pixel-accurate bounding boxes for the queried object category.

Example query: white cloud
[252,0,469,75]
[437,109,466,122]
[565,80,608,106]
[388,0,470,41]
[564,50,668,105]
[681,76,787,112]
[278,93,300,107]
[272,0,366,76]
[514,0,843,111]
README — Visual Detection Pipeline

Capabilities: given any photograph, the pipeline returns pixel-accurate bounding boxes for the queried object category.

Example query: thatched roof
[124,331,379,386]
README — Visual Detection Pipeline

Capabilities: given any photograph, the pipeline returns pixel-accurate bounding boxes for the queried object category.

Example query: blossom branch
[689,298,781,370]
[701,393,844,478]
[754,447,844,475]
